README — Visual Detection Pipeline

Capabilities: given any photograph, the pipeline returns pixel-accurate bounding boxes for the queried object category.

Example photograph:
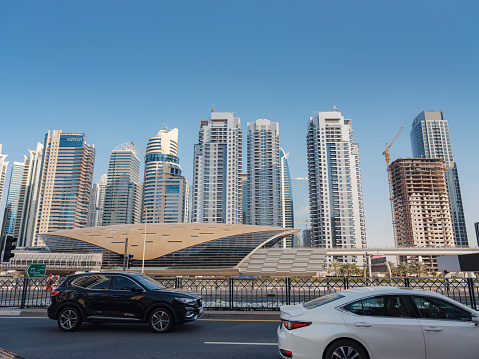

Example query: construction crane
[383,126,404,248]
[382,127,404,167]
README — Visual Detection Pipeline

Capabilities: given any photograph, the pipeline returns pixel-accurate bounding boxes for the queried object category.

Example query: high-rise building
[103,143,142,225]
[390,158,455,268]
[411,111,468,247]
[142,127,187,223]
[5,162,25,235]
[15,143,44,247]
[280,148,294,230]
[307,108,367,257]
[0,144,8,208]
[291,177,310,247]
[247,119,281,227]
[240,173,248,224]
[475,222,479,247]
[33,131,95,246]
[88,174,107,227]
[193,110,242,223]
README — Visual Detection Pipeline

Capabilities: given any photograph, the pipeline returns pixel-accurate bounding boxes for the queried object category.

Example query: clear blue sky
[1,1,478,247]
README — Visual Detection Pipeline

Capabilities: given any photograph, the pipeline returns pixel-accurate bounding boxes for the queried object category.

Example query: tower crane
[383,126,404,248]
[382,127,404,167]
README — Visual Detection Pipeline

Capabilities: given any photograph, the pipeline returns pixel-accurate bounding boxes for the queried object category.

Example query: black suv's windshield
[134,274,166,290]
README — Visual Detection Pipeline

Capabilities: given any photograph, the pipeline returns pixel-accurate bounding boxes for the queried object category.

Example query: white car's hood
[280,304,308,319]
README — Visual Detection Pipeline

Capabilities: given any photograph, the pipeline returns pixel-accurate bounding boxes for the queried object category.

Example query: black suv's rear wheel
[57,307,82,332]
[149,308,174,333]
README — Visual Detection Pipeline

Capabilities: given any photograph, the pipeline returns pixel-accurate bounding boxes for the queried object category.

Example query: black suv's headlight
[176,297,197,305]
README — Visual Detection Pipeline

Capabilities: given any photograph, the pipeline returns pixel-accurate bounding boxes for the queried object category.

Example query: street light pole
[142,210,147,274]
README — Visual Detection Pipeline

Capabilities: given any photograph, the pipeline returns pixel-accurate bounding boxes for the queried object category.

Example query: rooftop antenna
[260,108,263,119]
[212,96,216,113]
[161,122,168,130]
[333,97,337,111]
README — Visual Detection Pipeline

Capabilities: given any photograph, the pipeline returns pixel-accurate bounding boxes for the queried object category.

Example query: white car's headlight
[176,297,197,305]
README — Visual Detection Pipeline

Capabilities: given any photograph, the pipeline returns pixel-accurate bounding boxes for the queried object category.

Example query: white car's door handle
[354,322,372,327]
[424,327,443,332]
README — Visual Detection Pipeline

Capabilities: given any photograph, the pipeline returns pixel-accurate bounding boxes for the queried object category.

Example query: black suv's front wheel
[57,307,82,332]
[149,308,174,333]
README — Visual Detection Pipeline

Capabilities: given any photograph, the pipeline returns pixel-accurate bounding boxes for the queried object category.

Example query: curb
[0,308,280,320]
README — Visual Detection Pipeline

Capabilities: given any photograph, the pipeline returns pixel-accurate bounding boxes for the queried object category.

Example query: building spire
[212,96,215,113]
[333,97,337,111]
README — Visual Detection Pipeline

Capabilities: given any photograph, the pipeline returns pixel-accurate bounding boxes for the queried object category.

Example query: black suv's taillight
[51,290,60,297]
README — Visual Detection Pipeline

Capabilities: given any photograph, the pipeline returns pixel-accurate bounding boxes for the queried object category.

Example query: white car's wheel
[325,340,368,359]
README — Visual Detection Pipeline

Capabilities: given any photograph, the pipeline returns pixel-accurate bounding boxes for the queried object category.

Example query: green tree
[339,263,358,277]
[411,262,426,277]
[397,262,410,277]
[328,259,341,277]
[387,261,399,277]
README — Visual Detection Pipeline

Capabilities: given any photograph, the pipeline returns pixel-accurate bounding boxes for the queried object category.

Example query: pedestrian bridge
[1,253,102,272]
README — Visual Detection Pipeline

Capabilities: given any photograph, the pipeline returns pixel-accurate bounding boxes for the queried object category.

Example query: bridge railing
[1,276,477,311]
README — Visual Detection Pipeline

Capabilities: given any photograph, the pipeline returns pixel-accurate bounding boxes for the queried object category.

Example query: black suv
[47,272,203,333]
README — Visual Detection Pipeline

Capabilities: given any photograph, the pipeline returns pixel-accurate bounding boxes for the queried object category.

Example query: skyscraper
[142,126,187,223]
[247,118,281,227]
[291,177,310,247]
[411,111,468,247]
[33,131,95,246]
[88,174,107,227]
[390,158,455,268]
[15,143,44,247]
[307,108,367,255]
[5,162,24,235]
[193,110,242,223]
[103,143,142,225]
[280,148,294,230]
[0,144,8,208]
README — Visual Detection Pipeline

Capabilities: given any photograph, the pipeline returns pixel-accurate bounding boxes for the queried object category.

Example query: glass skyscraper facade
[307,109,366,260]
[103,143,142,225]
[142,127,188,223]
[410,111,468,247]
[0,144,8,208]
[4,162,24,235]
[88,174,107,227]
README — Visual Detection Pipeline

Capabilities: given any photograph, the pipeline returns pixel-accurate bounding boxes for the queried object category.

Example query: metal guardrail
[1,276,477,310]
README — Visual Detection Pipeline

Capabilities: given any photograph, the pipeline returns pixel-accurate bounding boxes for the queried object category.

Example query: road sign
[26,264,47,278]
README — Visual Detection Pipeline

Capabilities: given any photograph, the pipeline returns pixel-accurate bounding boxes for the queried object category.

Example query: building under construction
[389,158,455,270]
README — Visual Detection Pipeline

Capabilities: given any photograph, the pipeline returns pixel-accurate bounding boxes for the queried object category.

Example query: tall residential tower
[33,131,95,245]
[193,110,242,223]
[0,145,8,208]
[411,111,468,247]
[307,109,366,256]
[142,127,188,223]
[88,174,107,227]
[103,143,142,225]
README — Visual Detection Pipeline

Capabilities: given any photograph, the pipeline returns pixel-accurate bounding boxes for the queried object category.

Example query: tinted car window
[135,274,166,291]
[413,295,472,321]
[343,295,410,317]
[70,275,110,290]
[303,293,345,309]
[111,276,143,291]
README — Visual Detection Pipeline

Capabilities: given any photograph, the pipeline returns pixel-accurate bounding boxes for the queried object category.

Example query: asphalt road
[0,316,281,359]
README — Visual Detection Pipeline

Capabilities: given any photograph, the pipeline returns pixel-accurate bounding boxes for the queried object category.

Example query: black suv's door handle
[111,295,120,298]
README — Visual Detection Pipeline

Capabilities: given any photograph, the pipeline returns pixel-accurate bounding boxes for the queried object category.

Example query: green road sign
[26,264,47,278]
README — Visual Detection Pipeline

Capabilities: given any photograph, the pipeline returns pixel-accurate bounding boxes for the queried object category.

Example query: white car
[278,286,479,359]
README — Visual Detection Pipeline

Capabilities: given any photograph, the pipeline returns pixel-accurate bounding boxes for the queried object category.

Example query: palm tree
[387,261,398,277]
[339,263,358,277]
[411,262,426,277]
[328,259,341,277]
[397,262,410,277]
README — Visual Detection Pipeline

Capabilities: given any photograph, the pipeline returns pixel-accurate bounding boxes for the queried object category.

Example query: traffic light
[127,253,134,269]
[119,254,125,263]
[2,234,17,264]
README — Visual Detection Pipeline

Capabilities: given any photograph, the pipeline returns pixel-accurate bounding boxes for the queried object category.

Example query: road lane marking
[199,319,279,322]
[205,342,277,346]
